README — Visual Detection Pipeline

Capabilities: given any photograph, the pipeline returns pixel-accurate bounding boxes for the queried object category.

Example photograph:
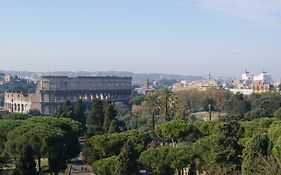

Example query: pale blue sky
[0,0,281,77]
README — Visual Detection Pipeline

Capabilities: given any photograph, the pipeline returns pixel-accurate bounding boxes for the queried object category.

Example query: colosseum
[4,92,33,113]
[4,76,133,115]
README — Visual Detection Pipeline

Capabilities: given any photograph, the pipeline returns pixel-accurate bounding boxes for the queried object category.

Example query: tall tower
[144,79,149,89]
[208,72,211,81]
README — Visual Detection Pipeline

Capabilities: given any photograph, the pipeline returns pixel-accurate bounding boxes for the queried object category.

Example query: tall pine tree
[57,100,73,119]
[210,121,244,175]
[103,102,117,132]
[114,140,138,175]
[87,99,104,135]
[108,120,119,134]
[73,100,86,125]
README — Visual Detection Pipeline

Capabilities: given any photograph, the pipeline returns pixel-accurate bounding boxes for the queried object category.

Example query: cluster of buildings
[134,79,156,95]
[1,70,280,116]
[0,75,30,87]
[230,71,275,95]
[172,73,219,91]
[3,76,133,115]
[171,71,278,95]
[0,74,18,85]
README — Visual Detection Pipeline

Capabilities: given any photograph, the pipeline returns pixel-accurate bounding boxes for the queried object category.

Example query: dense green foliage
[108,120,119,133]
[13,144,37,175]
[129,96,145,106]
[115,140,139,175]
[241,134,277,175]
[56,99,87,126]
[139,146,193,175]
[211,122,244,174]
[0,116,83,175]
[89,131,151,158]
[1,113,31,120]
[155,119,202,145]
[87,99,112,135]
[202,97,216,111]
[56,100,74,118]
[103,102,117,132]
[174,89,281,120]
[73,99,86,125]
[88,117,281,175]
[3,86,281,175]
[92,156,117,175]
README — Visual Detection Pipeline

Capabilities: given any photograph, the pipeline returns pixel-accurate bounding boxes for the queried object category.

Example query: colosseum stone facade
[4,76,133,115]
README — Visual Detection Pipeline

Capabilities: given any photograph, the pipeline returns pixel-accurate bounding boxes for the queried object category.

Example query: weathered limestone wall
[4,92,32,113]
[4,76,133,115]
[38,76,133,115]
[41,76,132,91]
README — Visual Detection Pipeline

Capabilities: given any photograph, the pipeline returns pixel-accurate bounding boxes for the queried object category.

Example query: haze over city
[1,0,281,76]
[3,1,281,175]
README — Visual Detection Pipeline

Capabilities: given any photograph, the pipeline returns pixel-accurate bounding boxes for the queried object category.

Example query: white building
[230,88,253,95]
[231,71,274,95]
[241,71,253,81]
[253,71,272,84]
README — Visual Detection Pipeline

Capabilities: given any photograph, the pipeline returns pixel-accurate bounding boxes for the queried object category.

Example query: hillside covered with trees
[2,87,281,175]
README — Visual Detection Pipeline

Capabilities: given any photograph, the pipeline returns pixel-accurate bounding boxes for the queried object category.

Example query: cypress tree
[103,103,117,131]
[114,140,138,175]
[242,134,274,175]
[73,100,86,125]
[108,120,119,134]
[87,99,104,134]
[210,121,244,175]
[103,115,111,132]
[57,100,73,118]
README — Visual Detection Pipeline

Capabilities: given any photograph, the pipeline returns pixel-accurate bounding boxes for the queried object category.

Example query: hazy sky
[1,0,281,77]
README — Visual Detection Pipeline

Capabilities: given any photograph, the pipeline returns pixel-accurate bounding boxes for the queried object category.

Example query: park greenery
[2,85,281,174]
[85,88,281,175]
[0,116,84,175]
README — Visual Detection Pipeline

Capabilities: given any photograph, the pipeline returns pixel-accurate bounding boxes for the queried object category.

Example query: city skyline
[1,0,281,77]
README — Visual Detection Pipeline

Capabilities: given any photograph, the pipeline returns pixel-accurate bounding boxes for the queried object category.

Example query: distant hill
[0,70,203,85]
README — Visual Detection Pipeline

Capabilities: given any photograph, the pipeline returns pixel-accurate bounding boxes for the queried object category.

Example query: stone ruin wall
[4,76,133,115]
[4,92,32,114]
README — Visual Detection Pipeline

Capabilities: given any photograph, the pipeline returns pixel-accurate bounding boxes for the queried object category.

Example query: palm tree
[159,88,178,121]
[143,92,161,131]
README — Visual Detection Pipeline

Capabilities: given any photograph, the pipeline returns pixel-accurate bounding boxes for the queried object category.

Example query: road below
[70,138,95,175]
[70,154,95,175]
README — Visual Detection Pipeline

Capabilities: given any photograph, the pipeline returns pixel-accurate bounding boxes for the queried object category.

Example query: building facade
[4,92,32,113]
[231,71,275,95]
[253,71,272,84]
[5,76,133,115]
[252,80,274,93]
